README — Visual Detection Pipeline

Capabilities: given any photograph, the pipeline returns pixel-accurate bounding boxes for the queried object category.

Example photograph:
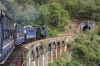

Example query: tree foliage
[39,3,70,31]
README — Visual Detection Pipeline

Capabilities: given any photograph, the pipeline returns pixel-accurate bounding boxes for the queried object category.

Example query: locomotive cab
[35,26,46,40]
[39,26,46,38]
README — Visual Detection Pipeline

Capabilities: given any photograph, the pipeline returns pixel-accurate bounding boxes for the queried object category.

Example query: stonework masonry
[22,36,76,66]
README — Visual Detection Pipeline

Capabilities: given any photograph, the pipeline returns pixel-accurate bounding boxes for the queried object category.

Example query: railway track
[0,35,75,66]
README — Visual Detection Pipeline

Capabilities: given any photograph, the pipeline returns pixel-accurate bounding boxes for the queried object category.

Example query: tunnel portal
[80,21,94,32]
[83,25,91,31]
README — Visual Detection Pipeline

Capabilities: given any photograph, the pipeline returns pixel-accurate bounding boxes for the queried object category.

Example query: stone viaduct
[21,36,76,66]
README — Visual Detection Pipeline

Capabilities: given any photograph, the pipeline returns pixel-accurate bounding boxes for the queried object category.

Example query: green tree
[39,3,70,31]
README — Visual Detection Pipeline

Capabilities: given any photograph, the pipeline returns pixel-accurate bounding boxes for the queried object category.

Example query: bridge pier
[52,42,57,61]
[38,45,44,66]
[35,58,39,66]
[39,55,43,66]
[44,52,48,66]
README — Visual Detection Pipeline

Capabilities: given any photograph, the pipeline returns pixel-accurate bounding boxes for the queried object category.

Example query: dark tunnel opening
[83,25,91,31]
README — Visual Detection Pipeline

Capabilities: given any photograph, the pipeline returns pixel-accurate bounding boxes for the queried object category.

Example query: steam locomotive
[0,11,46,63]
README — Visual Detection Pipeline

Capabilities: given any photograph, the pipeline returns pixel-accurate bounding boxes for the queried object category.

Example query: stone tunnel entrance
[80,21,94,32]
[83,25,91,31]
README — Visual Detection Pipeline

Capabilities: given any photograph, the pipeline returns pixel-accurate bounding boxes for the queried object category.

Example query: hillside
[58,19,80,36]
[0,0,100,37]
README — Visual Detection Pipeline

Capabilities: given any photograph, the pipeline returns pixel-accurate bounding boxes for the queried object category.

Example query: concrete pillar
[39,55,43,66]
[43,54,44,66]
[48,51,51,63]
[38,58,39,66]
[44,53,46,66]
[33,61,36,66]
[51,50,53,63]
[27,59,28,66]
[47,52,48,66]
[64,45,67,52]
[35,58,38,66]
[48,50,53,63]
[30,60,35,66]
[44,52,48,66]
[56,48,57,59]
[62,46,64,52]
[52,49,56,61]
[29,55,30,66]
[57,47,60,56]
[60,46,62,55]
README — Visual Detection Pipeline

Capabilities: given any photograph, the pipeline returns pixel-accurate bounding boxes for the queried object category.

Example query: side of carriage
[0,11,15,63]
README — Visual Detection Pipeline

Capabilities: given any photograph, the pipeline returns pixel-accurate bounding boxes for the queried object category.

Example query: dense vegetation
[49,23,100,66]
[0,0,100,36]
[71,24,100,66]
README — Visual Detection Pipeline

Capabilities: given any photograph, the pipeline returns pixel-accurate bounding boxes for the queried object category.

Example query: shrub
[72,60,83,66]
[46,27,58,37]
[75,38,84,44]
[73,44,88,59]
[49,63,57,66]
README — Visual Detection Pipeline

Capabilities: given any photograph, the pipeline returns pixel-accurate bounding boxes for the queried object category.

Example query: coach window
[10,21,14,39]
[21,26,24,37]
[8,19,10,39]
[10,21,12,38]
[4,17,8,40]
[7,19,10,40]
[12,21,14,39]
[11,21,13,38]
[20,25,22,37]
[21,26,22,37]
[9,22,11,39]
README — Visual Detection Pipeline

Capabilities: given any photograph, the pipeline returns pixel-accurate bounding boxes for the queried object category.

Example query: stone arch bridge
[21,36,76,66]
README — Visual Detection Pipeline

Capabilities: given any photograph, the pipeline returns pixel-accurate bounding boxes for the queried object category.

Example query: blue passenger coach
[15,24,25,45]
[24,26,36,41]
[0,11,15,62]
